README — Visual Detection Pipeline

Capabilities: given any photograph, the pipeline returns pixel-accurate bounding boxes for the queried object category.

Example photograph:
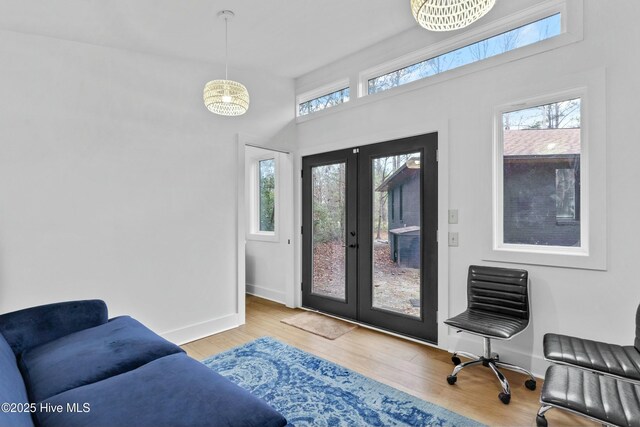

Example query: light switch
[448,232,459,247]
[448,209,459,224]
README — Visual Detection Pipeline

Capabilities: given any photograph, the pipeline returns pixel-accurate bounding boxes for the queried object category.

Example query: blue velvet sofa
[0,300,287,427]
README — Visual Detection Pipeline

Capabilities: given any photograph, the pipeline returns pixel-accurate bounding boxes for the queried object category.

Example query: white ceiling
[0,0,421,78]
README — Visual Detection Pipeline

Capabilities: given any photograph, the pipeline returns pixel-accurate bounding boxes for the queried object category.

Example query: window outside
[311,163,347,301]
[368,14,561,94]
[373,153,422,318]
[298,87,350,116]
[555,169,576,220]
[502,98,581,247]
[259,159,275,232]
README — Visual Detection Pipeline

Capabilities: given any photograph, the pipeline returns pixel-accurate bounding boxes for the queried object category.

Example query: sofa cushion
[0,334,34,427]
[19,316,183,403]
[0,300,108,356]
[36,353,287,427]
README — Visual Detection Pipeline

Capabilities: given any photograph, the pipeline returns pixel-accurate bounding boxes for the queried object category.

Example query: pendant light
[203,10,250,116]
[410,0,496,32]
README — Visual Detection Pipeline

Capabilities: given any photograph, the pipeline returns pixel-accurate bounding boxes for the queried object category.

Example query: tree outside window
[259,159,275,232]
[299,88,350,116]
[368,14,561,94]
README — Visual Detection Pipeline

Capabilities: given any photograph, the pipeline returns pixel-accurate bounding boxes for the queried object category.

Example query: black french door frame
[357,134,438,343]
[301,133,438,344]
[301,149,358,319]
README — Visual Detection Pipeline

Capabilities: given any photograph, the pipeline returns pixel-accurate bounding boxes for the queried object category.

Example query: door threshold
[299,306,440,349]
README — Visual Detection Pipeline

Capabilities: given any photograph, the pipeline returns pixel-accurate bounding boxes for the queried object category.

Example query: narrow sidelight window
[258,159,275,232]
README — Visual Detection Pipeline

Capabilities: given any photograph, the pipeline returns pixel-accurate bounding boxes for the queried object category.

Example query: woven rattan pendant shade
[203,10,249,116]
[203,79,250,116]
[411,0,495,31]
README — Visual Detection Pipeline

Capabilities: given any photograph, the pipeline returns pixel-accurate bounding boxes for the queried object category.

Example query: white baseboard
[246,283,286,305]
[161,313,241,346]
[448,334,549,378]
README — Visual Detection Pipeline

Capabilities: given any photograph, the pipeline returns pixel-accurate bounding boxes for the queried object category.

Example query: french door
[302,133,438,343]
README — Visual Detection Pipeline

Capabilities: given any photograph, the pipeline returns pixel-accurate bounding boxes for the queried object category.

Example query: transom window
[298,87,350,117]
[368,13,561,95]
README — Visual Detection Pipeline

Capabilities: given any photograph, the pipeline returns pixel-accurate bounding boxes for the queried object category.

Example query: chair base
[447,337,537,404]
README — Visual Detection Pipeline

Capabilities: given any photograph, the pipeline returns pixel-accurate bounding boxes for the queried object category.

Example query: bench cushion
[36,353,287,427]
[20,316,183,402]
[636,303,640,352]
[544,333,640,382]
[541,365,640,427]
[0,334,34,427]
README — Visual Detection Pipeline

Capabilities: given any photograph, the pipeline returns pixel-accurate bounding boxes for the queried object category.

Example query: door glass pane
[312,163,347,301]
[372,153,421,318]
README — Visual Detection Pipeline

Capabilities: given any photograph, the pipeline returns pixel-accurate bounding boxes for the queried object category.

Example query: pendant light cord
[224,16,229,80]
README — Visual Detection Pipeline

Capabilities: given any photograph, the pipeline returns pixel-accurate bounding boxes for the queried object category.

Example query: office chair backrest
[636,303,640,351]
[467,265,529,320]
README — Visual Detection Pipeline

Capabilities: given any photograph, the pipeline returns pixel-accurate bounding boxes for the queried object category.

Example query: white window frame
[296,78,350,119]
[247,154,279,242]
[494,89,586,254]
[487,75,607,271]
[358,0,582,99]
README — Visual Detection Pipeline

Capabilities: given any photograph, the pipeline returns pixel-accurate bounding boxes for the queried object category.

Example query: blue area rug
[202,337,484,427]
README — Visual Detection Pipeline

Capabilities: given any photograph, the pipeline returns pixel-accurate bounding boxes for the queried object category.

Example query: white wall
[0,29,294,344]
[244,146,294,306]
[294,0,640,375]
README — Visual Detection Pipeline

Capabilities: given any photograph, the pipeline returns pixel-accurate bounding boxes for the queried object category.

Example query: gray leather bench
[537,365,640,427]
[537,303,640,426]
[544,333,640,383]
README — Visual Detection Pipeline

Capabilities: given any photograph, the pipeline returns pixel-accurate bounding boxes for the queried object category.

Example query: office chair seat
[445,309,528,340]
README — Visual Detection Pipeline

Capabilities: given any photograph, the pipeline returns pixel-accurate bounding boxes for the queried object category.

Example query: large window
[498,97,582,249]
[368,14,561,94]
[487,70,606,271]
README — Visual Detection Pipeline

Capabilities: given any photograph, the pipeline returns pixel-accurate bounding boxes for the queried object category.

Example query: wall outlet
[448,209,458,224]
[448,232,459,247]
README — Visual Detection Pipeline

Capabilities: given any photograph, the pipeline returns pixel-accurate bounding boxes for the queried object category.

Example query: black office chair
[444,265,537,404]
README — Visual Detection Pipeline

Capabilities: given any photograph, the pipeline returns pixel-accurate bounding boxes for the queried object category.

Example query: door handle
[348,244,359,248]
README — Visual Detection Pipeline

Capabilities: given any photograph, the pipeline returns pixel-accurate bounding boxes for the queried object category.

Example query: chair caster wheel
[535,414,548,427]
[525,379,537,390]
[451,356,461,366]
[446,375,457,385]
[498,392,511,404]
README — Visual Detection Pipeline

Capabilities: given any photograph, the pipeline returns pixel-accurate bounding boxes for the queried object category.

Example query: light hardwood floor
[182,295,593,427]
